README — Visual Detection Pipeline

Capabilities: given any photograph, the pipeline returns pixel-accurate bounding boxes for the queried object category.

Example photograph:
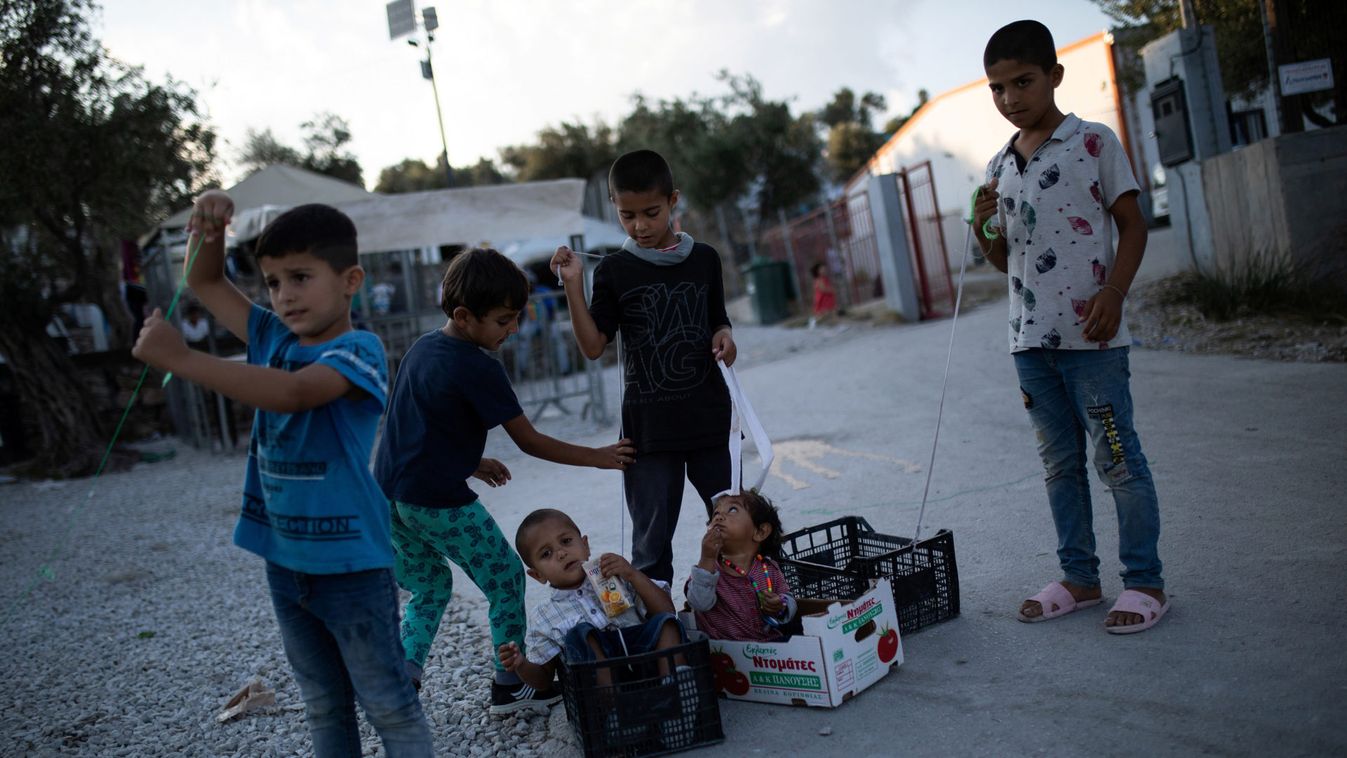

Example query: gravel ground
[5,281,1334,755]
[1126,277,1347,362]
[0,322,864,757]
[0,446,586,757]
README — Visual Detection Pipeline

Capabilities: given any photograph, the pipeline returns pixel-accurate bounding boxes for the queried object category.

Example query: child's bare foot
[1019,581,1101,620]
[1105,587,1166,628]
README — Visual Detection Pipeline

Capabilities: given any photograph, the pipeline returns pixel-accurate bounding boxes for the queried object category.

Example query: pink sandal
[1105,589,1170,634]
[1017,582,1103,623]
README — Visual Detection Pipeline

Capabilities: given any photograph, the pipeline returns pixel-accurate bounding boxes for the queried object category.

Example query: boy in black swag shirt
[551,149,736,583]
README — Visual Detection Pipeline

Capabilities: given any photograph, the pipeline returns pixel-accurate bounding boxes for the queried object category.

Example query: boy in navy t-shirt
[373,248,633,714]
[133,193,432,755]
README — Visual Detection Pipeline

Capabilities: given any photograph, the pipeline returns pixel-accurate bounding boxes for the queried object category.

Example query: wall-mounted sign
[1279,58,1334,96]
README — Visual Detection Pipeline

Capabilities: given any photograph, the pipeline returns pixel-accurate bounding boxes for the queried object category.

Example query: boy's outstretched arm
[498,643,556,691]
[134,309,354,413]
[183,190,253,343]
[501,413,633,469]
[598,552,675,615]
[1082,191,1147,343]
[550,246,609,359]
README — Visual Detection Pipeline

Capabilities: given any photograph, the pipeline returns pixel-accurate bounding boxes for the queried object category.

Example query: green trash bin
[742,257,791,325]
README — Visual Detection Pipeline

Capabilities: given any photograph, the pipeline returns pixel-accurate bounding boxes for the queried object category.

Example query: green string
[969,186,1000,242]
[2,230,208,624]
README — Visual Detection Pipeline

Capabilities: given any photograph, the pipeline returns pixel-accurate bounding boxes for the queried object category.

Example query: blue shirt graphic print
[237,304,392,573]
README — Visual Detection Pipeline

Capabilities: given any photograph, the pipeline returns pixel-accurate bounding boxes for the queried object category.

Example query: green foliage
[300,112,362,186]
[498,120,617,183]
[495,73,821,221]
[0,0,216,475]
[375,155,508,193]
[883,89,929,135]
[238,128,302,173]
[0,0,216,325]
[1091,0,1329,105]
[825,122,886,182]
[617,72,822,218]
[1160,254,1347,323]
[237,112,363,186]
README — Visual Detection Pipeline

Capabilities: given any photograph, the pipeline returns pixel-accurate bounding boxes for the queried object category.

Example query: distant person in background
[371,281,396,316]
[123,282,149,340]
[809,262,837,329]
[181,303,211,347]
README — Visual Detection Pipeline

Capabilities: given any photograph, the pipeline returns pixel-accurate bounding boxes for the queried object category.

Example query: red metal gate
[760,160,952,320]
[896,161,955,319]
[759,195,883,312]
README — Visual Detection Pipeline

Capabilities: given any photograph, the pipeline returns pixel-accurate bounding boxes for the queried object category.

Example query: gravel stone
[0,446,585,757]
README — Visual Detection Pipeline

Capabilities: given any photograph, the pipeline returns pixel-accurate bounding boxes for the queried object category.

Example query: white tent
[335,179,591,256]
[157,167,605,264]
[498,215,628,265]
[160,164,373,230]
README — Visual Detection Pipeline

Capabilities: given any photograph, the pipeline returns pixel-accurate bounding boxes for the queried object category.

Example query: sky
[98,0,1115,190]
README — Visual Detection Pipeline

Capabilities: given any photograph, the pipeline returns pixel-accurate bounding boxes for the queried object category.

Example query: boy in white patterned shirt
[973,20,1169,634]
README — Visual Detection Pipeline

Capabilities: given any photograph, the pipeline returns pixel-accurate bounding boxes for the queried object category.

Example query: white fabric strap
[716,360,774,497]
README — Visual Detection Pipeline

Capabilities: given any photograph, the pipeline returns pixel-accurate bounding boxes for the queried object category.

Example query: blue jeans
[562,613,686,663]
[266,563,433,758]
[1013,348,1164,590]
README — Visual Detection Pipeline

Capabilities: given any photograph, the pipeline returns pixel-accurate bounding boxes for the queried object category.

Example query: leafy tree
[300,112,362,186]
[716,72,822,218]
[1093,0,1264,99]
[818,87,890,181]
[0,0,216,476]
[618,92,742,210]
[883,88,930,135]
[375,155,508,193]
[819,87,887,130]
[236,113,363,185]
[237,128,302,175]
[499,121,618,182]
[1092,0,1345,126]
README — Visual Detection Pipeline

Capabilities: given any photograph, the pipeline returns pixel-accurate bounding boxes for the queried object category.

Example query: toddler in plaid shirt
[498,509,687,688]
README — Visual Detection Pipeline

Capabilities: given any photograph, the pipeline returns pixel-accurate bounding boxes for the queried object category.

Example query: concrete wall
[1140,27,1231,162]
[1202,126,1347,282]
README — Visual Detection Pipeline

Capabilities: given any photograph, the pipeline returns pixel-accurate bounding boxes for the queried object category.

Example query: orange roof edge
[848,30,1110,188]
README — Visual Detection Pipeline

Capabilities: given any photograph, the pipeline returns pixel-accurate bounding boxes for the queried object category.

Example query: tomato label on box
[685,579,903,708]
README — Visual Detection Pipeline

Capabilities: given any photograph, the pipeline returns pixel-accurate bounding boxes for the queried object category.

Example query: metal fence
[760,163,953,320]
[145,242,611,446]
[895,161,956,319]
[759,194,884,313]
[495,288,609,424]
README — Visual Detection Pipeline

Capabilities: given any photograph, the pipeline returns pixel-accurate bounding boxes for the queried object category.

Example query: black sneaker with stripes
[489,681,562,715]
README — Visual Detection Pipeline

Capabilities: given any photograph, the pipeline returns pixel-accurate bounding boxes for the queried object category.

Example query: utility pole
[387,0,454,186]
[1262,0,1302,134]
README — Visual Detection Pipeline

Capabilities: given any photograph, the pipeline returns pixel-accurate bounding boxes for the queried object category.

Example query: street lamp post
[387,0,453,187]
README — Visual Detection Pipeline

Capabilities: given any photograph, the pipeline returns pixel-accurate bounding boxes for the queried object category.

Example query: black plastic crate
[779,516,959,635]
[558,634,724,757]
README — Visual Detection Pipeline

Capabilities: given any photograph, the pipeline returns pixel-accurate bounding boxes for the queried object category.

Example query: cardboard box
[684,579,902,708]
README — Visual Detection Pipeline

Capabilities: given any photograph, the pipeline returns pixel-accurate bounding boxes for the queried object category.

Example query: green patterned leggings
[390,499,526,672]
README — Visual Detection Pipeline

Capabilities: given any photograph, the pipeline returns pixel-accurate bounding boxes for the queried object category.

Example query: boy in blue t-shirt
[972,21,1169,634]
[373,247,634,714]
[132,192,432,756]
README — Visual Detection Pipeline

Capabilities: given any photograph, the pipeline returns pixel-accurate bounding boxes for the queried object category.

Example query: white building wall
[855,33,1132,264]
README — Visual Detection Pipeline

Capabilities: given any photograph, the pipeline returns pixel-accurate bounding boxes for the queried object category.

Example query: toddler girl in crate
[685,490,798,640]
